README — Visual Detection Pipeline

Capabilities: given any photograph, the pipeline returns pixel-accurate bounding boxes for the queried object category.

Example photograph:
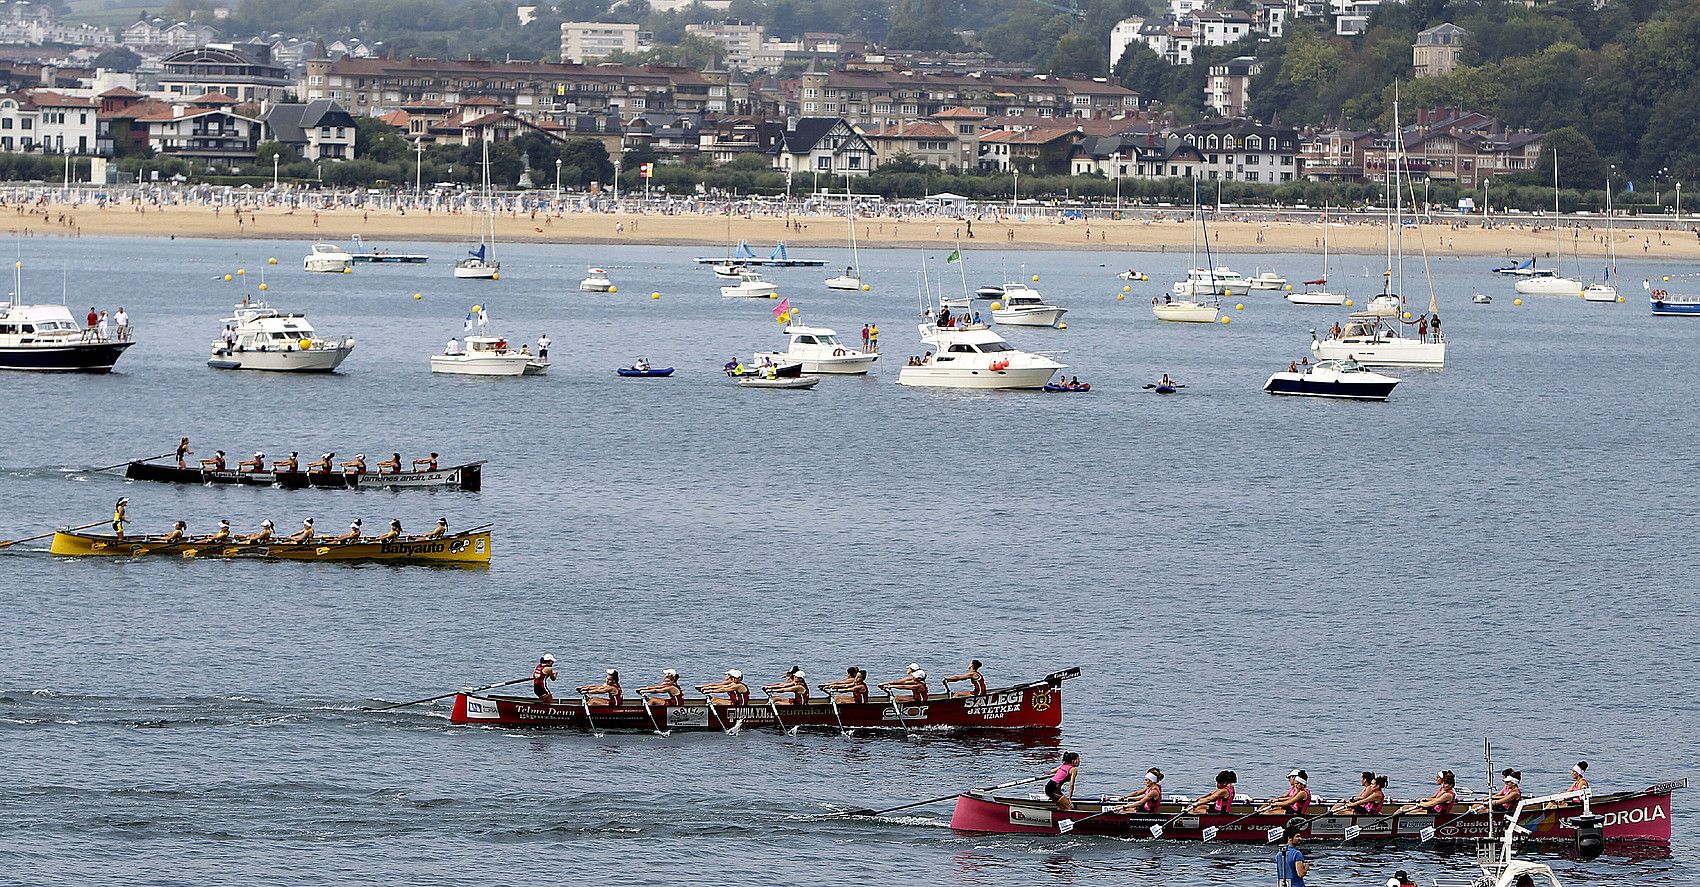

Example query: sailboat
[1311,97,1444,368]
[453,140,500,280]
[1288,204,1348,306]
[1582,178,1620,302]
[1515,159,1582,296]
[1155,179,1223,323]
[825,213,864,291]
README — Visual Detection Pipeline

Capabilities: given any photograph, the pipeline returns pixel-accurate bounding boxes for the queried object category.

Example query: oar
[0,520,104,549]
[366,676,529,711]
[1262,801,1338,843]
[880,685,918,739]
[579,696,605,738]
[838,774,1047,818]
[1344,809,1405,842]
[639,698,670,737]
[767,696,799,736]
[1148,806,1199,839]
[88,451,175,473]
[817,683,851,738]
[1058,800,1131,834]
[695,686,741,735]
[1421,805,1488,843]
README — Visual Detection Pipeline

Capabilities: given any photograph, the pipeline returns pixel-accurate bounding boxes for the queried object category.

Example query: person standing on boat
[272,452,299,473]
[377,453,401,475]
[532,654,558,702]
[96,311,109,341]
[762,667,809,704]
[536,334,550,362]
[868,323,879,352]
[114,307,130,341]
[1394,770,1457,817]
[85,307,97,329]
[1275,820,1310,887]
[1257,770,1313,816]
[577,669,623,706]
[1188,771,1238,815]
[175,437,192,469]
[285,518,314,543]
[862,324,871,350]
[943,660,986,697]
[1047,752,1081,810]
[239,451,265,473]
[1117,769,1164,814]
[110,497,128,540]
[1331,773,1387,815]
[638,669,684,705]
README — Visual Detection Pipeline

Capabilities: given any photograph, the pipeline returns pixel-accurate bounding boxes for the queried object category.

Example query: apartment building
[560,22,640,63]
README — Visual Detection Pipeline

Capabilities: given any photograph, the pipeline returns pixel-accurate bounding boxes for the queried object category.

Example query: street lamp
[272,153,279,190]
[555,158,562,200]
[613,158,621,202]
[1113,150,1122,209]
[1012,167,1019,215]
[414,140,424,194]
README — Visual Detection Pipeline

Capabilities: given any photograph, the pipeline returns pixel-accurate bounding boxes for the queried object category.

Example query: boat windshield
[979,340,1014,353]
[814,334,837,345]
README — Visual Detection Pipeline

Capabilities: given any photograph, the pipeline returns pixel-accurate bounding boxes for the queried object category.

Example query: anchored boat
[50,526,491,564]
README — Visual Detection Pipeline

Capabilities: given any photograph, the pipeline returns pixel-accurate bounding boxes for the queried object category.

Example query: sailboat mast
[1553,155,1561,266]
[1394,99,1404,302]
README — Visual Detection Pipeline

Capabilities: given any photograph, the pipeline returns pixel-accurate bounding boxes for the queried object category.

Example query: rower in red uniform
[1188,770,1238,815]
[1332,772,1388,815]
[272,452,299,473]
[1257,769,1313,815]
[821,666,868,703]
[943,660,987,697]
[1118,769,1164,813]
[200,450,227,471]
[341,454,367,475]
[1395,770,1458,817]
[532,654,558,702]
[1489,770,1522,813]
[699,670,749,705]
[761,666,809,704]
[239,451,265,473]
[1047,751,1081,810]
[638,669,684,705]
[412,452,439,471]
[377,453,402,475]
[880,663,929,703]
[308,452,334,474]
[1546,761,1591,810]
[576,669,623,706]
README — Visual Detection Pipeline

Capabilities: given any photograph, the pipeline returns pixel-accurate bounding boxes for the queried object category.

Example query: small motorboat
[711,262,749,279]
[1042,382,1091,393]
[1472,293,1493,304]
[1263,358,1399,401]
[721,271,779,299]
[974,283,1006,299]
[1116,269,1148,281]
[303,243,353,273]
[616,365,674,377]
[990,284,1068,328]
[1247,270,1289,290]
[579,268,615,293]
[738,374,820,389]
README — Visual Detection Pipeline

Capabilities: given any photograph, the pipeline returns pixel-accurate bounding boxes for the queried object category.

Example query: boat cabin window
[20,324,33,333]
[947,343,976,353]
[795,335,818,345]
[979,341,1014,353]
[0,323,13,333]
[815,334,837,345]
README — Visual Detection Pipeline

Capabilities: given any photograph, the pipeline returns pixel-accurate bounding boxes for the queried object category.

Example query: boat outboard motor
[1572,813,1605,860]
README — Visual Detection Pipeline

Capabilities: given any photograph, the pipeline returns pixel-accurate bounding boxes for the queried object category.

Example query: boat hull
[303,258,352,273]
[1515,276,1582,296]
[431,354,531,375]
[450,677,1069,732]
[825,276,863,291]
[1651,297,1700,316]
[123,461,482,491]
[207,346,352,372]
[754,351,878,374]
[352,254,428,264]
[1153,303,1219,323]
[49,529,491,564]
[738,376,821,389]
[1311,338,1444,368]
[453,263,499,280]
[950,781,1682,845]
[721,285,778,298]
[1286,291,1347,306]
[992,307,1068,327]
[0,340,134,372]
[897,364,1058,389]
[1582,285,1619,303]
[1264,373,1397,401]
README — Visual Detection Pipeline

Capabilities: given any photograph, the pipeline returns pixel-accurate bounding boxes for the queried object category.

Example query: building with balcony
[158,43,293,104]
[261,99,357,161]
[1413,23,1468,78]
[560,22,640,63]
[1206,56,1261,118]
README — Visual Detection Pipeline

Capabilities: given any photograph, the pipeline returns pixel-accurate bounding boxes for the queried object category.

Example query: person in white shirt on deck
[536,334,551,361]
[444,338,461,355]
[113,307,130,341]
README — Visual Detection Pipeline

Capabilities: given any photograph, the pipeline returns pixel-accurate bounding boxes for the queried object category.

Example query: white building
[0,91,97,154]
[1193,10,1254,47]
[1206,55,1260,118]
[560,22,640,63]
[684,21,764,69]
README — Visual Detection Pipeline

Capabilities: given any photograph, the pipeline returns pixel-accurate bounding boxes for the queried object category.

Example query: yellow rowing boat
[49,527,491,565]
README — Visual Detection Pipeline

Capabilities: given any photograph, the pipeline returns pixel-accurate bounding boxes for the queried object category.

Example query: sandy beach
[10,201,1700,262]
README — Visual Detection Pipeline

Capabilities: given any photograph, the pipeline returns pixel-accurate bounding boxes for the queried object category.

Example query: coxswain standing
[821,666,868,703]
[943,660,987,697]
[532,654,559,702]
[1047,751,1082,810]
[241,520,274,543]
[377,453,402,475]
[272,452,299,473]
[1394,770,1458,817]
[1331,772,1388,815]
[374,519,402,542]
[341,454,367,475]
[308,452,334,474]
[1188,770,1239,815]
[761,667,809,705]
[880,664,930,704]
[200,450,227,471]
[239,451,265,473]
[638,669,684,705]
[111,497,128,540]
[422,518,448,539]
[332,519,363,543]
[285,518,315,543]
[1118,769,1165,814]
[175,437,192,469]
[412,453,439,472]
[1256,770,1314,816]
[162,520,187,543]
[699,670,750,705]
[577,670,624,706]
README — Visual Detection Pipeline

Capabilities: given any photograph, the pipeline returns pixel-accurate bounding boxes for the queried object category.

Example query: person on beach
[1047,752,1081,810]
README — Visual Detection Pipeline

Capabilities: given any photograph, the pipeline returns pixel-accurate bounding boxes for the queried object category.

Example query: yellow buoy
[223,274,232,281]
[1219,316,1231,324]
[1224,289,1234,297]
[608,286,617,293]
[1284,284,1293,292]
[412,292,422,300]
[768,293,777,299]
[1402,311,1413,320]
[1235,303,1244,311]
[342,267,351,274]
[1122,285,1131,292]
[472,304,482,313]
[1057,321,1067,329]
[1116,293,1125,301]
[1514,298,1523,306]
[236,268,245,276]
[13,260,20,269]
[268,257,277,265]
[861,284,870,292]
[651,293,660,300]
[1031,274,1039,282]
[258,283,269,291]
[1617,295,1626,303]
[1344,299,1354,307]
[1664,276,1672,282]
[491,272,500,280]
[990,301,1002,311]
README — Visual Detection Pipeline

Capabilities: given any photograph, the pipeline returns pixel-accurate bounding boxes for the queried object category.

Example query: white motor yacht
[1173,267,1248,296]
[303,243,353,273]
[896,318,1063,389]
[721,271,779,299]
[990,284,1068,327]
[431,335,545,376]
[0,264,133,372]
[1247,270,1288,290]
[579,268,615,292]
[208,302,353,372]
[1263,358,1399,401]
[1311,317,1444,367]
[755,322,878,374]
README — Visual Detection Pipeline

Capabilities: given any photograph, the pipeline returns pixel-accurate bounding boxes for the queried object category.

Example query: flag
[478,307,489,329]
[463,310,474,332]
[946,249,960,264]
[1644,279,1652,291]
[639,163,654,179]
[770,297,790,319]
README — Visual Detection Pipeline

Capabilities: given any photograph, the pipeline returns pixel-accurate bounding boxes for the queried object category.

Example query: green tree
[93,47,143,73]
[256,140,299,165]
[354,117,408,164]
[1045,32,1107,76]
[1536,127,1607,189]
[886,0,962,50]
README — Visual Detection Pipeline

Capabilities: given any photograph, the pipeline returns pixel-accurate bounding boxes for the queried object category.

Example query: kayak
[49,527,491,565]
[616,367,674,377]
[739,375,820,389]
[1043,383,1091,393]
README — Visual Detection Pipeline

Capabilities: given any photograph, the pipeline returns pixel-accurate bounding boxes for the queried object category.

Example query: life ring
[833,348,846,356]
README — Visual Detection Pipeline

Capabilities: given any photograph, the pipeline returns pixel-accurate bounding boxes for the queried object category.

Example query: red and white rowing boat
[949,777,1683,846]
[448,667,1079,732]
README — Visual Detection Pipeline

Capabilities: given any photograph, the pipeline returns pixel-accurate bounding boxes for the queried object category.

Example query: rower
[332,519,363,543]
[821,666,868,703]
[532,653,558,702]
[412,452,439,471]
[422,517,448,539]
[1256,769,1313,816]
[241,520,274,543]
[175,437,192,468]
[638,669,684,706]
[1047,751,1081,810]
[284,517,315,543]
[576,669,624,706]
[1188,770,1238,815]
[1548,761,1589,809]
[1331,772,1388,815]
[700,670,750,706]
[239,451,265,473]
[308,452,334,474]
[200,450,227,471]
[1117,768,1164,814]
[162,520,187,543]
[208,519,232,543]
[879,663,929,704]
[761,666,809,705]
[272,452,299,473]
[943,660,987,697]
[374,519,402,543]
[1394,770,1458,817]
[1481,769,1522,815]
[1159,373,1175,388]
[377,452,402,475]
[112,497,128,540]
[341,454,367,475]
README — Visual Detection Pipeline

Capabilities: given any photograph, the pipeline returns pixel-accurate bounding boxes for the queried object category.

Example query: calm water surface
[1,235,1695,886]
